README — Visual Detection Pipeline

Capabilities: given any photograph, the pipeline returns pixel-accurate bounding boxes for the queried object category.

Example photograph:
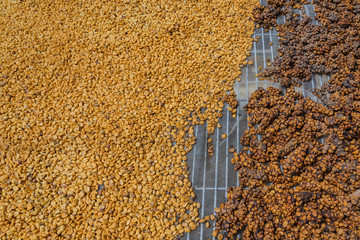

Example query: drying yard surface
[0,0,258,239]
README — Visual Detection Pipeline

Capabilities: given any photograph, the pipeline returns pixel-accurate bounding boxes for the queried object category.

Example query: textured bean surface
[217,87,360,239]
[0,0,258,239]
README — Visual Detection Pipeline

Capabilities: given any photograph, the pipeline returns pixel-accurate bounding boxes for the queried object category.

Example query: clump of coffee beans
[216,87,360,239]
[215,0,360,239]
[254,0,360,87]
